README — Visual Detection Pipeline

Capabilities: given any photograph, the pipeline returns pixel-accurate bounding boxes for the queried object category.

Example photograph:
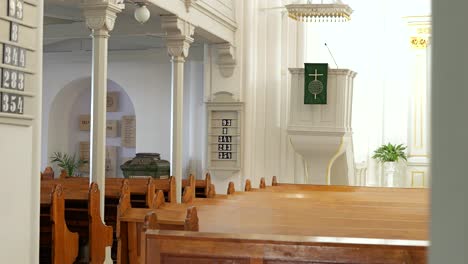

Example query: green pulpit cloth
[304,63,328,104]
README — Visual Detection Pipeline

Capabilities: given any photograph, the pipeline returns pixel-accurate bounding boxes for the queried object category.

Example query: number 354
[1,93,24,114]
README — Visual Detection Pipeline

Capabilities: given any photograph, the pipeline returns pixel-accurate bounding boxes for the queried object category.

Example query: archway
[44,77,136,178]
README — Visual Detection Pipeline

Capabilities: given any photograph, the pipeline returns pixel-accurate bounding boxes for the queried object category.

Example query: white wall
[42,48,205,178]
[201,0,431,191]
[0,125,34,262]
[303,0,431,185]
[48,78,136,177]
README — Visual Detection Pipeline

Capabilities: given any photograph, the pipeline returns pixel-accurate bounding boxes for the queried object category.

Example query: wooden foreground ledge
[144,230,428,264]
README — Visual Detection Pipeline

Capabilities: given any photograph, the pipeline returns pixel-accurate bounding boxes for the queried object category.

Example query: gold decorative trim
[411,171,426,187]
[409,154,430,158]
[410,36,429,49]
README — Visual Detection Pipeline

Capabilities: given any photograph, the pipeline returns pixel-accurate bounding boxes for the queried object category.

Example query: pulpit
[288,67,357,185]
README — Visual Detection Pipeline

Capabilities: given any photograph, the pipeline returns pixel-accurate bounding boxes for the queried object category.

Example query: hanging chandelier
[286,0,353,22]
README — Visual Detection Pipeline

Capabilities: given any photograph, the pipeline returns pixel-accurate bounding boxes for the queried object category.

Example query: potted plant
[372,143,407,187]
[50,152,87,177]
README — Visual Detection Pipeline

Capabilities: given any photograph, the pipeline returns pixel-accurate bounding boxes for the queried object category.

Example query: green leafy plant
[50,152,87,177]
[372,143,408,163]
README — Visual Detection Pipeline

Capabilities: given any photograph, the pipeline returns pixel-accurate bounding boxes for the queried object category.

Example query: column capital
[81,0,124,32]
[214,43,236,78]
[161,15,195,58]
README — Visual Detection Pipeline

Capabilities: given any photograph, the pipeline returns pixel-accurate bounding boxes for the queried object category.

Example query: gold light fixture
[286,0,353,22]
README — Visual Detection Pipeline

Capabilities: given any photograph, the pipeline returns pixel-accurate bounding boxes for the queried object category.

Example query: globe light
[134,4,150,24]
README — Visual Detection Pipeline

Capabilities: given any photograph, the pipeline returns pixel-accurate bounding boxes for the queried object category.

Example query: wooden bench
[117,180,199,263]
[185,181,428,240]
[144,230,428,264]
[43,182,112,263]
[40,177,172,263]
[50,184,79,263]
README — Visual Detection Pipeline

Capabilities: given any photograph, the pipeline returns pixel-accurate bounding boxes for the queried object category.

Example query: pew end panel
[182,186,194,203]
[88,182,113,264]
[260,177,266,189]
[227,181,236,195]
[245,179,252,192]
[145,178,156,208]
[272,176,278,186]
[169,176,176,203]
[208,184,216,198]
[205,173,212,197]
[150,190,166,209]
[50,184,79,264]
[184,206,199,232]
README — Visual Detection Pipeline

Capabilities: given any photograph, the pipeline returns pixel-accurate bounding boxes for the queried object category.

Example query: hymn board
[207,95,243,172]
[1,0,37,119]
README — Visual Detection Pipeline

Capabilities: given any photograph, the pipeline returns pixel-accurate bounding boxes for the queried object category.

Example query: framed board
[0,0,32,119]
[207,96,243,172]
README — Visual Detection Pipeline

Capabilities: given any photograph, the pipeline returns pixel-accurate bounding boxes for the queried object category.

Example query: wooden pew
[144,230,428,264]
[50,184,79,264]
[140,180,429,263]
[117,180,199,264]
[40,178,163,263]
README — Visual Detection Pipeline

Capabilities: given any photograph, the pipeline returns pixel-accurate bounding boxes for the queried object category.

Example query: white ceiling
[43,0,205,53]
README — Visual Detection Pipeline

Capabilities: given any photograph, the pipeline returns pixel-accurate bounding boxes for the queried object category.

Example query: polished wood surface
[144,182,429,264]
[116,179,199,264]
[50,184,79,264]
[145,230,427,264]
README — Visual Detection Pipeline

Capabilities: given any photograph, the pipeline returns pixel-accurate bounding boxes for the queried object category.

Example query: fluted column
[161,15,194,203]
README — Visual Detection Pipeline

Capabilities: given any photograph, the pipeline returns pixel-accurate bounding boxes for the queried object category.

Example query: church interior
[0,0,466,263]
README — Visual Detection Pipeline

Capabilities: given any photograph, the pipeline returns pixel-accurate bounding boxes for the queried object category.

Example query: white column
[82,1,123,262]
[161,15,194,203]
[82,0,123,216]
[405,16,431,188]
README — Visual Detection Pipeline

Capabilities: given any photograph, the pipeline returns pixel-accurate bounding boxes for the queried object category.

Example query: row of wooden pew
[40,172,213,263]
[141,176,429,264]
[42,173,429,264]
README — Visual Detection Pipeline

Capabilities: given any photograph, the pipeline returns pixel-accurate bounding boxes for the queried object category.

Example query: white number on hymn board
[1,93,24,114]
[218,136,232,143]
[3,45,26,68]
[10,23,19,42]
[218,144,232,151]
[8,0,24,20]
[2,69,24,90]
[222,119,232,126]
[218,152,232,160]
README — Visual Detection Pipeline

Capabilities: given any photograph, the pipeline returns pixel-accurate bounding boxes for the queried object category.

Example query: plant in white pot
[372,143,407,187]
